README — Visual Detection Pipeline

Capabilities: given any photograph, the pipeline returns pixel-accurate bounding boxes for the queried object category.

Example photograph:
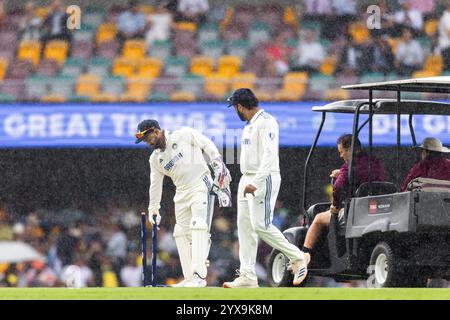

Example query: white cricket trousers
[173,176,215,279]
[237,173,304,279]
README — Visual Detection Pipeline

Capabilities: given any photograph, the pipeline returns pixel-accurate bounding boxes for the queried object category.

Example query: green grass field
[0,287,449,300]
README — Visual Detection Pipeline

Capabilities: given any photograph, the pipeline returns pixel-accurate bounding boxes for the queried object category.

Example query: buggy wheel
[367,242,402,288]
[267,250,294,287]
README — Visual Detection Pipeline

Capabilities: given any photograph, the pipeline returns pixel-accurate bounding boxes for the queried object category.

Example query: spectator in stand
[294,29,326,74]
[393,0,424,36]
[331,0,357,17]
[41,0,71,44]
[106,223,127,285]
[369,32,395,74]
[266,32,291,76]
[19,1,42,41]
[117,0,146,42]
[145,2,174,48]
[177,0,209,25]
[120,253,141,287]
[439,3,450,71]
[335,35,371,76]
[304,0,332,16]
[408,0,435,18]
[395,28,424,76]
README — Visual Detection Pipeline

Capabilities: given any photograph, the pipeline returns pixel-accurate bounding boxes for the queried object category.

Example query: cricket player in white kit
[223,89,308,288]
[135,120,232,288]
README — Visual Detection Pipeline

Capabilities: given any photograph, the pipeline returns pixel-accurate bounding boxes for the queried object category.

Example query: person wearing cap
[222,88,308,288]
[135,119,232,288]
[401,137,450,191]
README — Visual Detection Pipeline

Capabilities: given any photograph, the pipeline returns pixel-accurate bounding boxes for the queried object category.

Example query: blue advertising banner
[0,102,448,148]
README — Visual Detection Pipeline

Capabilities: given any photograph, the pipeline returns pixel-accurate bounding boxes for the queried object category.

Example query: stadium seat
[76,74,101,97]
[200,40,224,62]
[87,57,111,77]
[35,7,50,20]
[412,70,439,78]
[25,74,49,100]
[82,10,105,28]
[204,73,229,98]
[127,76,153,97]
[36,59,61,77]
[423,55,443,75]
[0,92,16,102]
[49,74,76,98]
[248,22,271,47]
[198,23,220,43]
[175,22,197,33]
[324,88,350,101]
[6,60,33,80]
[71,40,94,61]
[282,72,309,95]
[91,92,118,102]
[252,89,273,102]
[170,91,196,102]
[0,58,8,80]
[137,57,163,78]
[73,24,96,43]
[360,72,385,84]
[179,74,204,97]
[230,72,256,91]
[309,73,334,93]
[102,75,125,96]
[96,40,120,60]
[164,56,188,77]
[122,39,147,60]
[41,93,66,103]
[190,56,214,77]
[139,4,153,15]
[149,40,172,60]
[61,58,85,77]
[67,95,89,102]
[112,57,135,78]
[349,22,370,44]
[44,40,69,65]
[96,23,117,44]
[424,19,438,37]
[147,91,169,102]
[17,41,42,67]
[121,91,147,102]
[274,89,303,101]
[217,55,241,77]
[228,39,250,60]
[284,6,299,31]
[319,56,338,76]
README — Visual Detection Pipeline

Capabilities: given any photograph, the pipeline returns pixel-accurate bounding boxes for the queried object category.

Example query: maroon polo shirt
[333,152,387,207]
[401,156,450,191]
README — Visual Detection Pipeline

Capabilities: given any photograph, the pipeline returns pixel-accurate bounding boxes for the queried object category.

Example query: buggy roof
[341,76,450,93]
[312,99,450,115]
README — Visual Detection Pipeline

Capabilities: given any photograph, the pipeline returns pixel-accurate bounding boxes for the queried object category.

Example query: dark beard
[237,109,246,121]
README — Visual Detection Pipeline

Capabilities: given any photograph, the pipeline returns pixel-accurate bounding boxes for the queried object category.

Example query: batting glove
[210,158,232,190]
[148,211,161,227]
[217,186,232,207]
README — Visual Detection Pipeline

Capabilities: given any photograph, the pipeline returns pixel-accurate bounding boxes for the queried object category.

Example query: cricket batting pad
[190,218,209,279]
[173,224,193,281]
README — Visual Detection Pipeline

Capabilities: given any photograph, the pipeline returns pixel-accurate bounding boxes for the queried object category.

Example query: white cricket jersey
[240,109,280,188]
[148,127,221,214]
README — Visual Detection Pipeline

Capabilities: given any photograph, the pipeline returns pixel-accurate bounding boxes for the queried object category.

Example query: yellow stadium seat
[97,23,117,44]
[284,6,299,30]
[137,57,162,78]
[139,4,153,14]
[412,70,439,78]
[17,41,42,66]
[425,19,438,37]
[349,22,370,44]
[217,55,241,77]
[35,7,50,19]
[41,94,66,103]
[274,89,303,101]
[175,22,197,32]
[121,91,147,102]
[170,91,196,102]
[324,88,350,101]
[230,73,256,91]
[282,72,309,94]
[252,90,272,102]
[76,74,101,97]
[387,37,399,54]
[127,76,153,96]
[91,92,118,102]
[191,56,214,77]
[0,58,8,80]
[205,73,229,98]
[424,55,443,75]
[112,57,136,78]
[122,39,147,60]
[320,56,338,76]
[44,40,69,65]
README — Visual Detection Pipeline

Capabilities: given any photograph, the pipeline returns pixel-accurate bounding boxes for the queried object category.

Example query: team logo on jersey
[172,143,178,150]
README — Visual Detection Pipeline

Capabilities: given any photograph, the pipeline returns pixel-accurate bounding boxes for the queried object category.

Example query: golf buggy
[268,77,450,288]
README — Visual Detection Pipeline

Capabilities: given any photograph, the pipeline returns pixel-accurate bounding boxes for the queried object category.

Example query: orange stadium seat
[282,72,309,94]
[35,7,50,19]
[76,74,101,97]
[41,93,66,103]
[170,91,196,102]
[412,70,439,78]
[112,57,136,78]
[96,23,117,44]
[230,73,256,91]
[324,88,349,101]
[121,91,147,102]
[122,39,147,60]
[349,22,370,44]
[175,22,197,32]
[44,40,69,65]
[137,57,162,78]
[127,75,153,96]
[320,56,338,76]
[284,6,299,30]
[217,55,241,77]
[139,4,153,15]
[17,41,42,67]
[204,73,229,98]
[0,58,8,80]
[423,55,443,75]
[252,89,272,102]
[274,89,303,101]
[191,56,214,77]
[424,19,438,37]
[91,92,118,102]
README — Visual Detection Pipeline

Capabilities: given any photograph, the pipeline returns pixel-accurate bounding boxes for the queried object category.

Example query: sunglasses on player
[135,128,155,139]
